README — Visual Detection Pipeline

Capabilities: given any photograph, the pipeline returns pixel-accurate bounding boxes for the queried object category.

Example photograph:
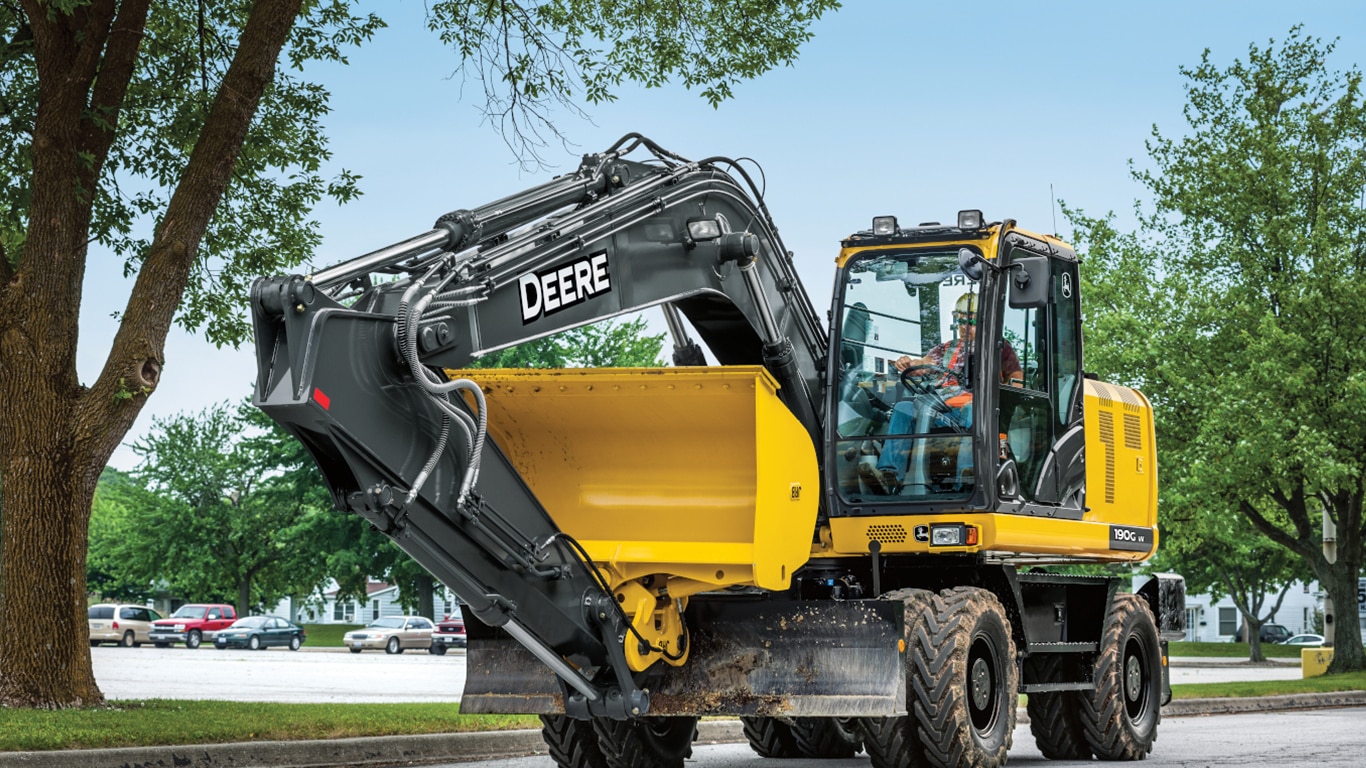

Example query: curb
[3,695,1363,768]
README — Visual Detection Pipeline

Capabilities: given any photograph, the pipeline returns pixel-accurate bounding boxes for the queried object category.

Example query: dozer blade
[462,598,906,718]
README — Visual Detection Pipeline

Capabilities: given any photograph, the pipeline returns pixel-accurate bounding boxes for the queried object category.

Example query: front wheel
[349,647,362,654]
[541,715,608,768]
[912,587,1017,768]
[385,636,401,655]
[248,635,261,651]
[89,640,101,648]
[859,588,935,768]
[1078,594,1162,760]
[593,716,697,768]
[429,643,447,656]
[186,630,202,649]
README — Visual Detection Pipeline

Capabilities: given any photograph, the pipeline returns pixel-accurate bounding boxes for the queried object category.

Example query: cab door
[995,245,1084,510]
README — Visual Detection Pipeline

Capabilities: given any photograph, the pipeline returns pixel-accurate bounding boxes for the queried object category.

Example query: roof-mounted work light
[872,216,898,236]
[957,209,984,230]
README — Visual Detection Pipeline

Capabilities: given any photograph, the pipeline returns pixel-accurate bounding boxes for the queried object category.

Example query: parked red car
[148,603,237,649]
[430,612,466,654]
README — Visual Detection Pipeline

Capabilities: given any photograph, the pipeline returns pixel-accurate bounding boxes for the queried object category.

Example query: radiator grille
[1098,411,1116,504]
[1123,413,1143,450]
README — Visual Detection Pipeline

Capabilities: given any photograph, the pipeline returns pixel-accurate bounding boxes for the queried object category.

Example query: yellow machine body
[448,365,820,597]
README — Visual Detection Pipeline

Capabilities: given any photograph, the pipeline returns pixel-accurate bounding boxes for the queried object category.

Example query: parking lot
[90,643,1303,704]
[90,644,468,703]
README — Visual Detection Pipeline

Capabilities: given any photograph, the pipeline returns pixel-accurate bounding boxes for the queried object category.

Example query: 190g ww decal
[1109,524,1154,552]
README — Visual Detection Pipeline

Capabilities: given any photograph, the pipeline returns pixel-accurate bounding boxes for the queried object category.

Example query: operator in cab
[861,291,1022,494]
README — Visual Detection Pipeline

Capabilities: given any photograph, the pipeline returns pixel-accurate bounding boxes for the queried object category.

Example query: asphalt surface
[3,657,1360,768]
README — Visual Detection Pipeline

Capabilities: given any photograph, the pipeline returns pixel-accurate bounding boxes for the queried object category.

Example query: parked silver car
[343,616,436,654]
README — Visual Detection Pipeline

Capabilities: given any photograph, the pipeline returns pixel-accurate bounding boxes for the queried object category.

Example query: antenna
[1050,184,1059,237]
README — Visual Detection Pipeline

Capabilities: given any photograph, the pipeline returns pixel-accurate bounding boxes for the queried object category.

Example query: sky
[84,0,1366,470]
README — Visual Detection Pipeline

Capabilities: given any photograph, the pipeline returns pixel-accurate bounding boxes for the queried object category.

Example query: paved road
[91,644,467,703]
[91,645,1300,703]
[441,708,1366,768]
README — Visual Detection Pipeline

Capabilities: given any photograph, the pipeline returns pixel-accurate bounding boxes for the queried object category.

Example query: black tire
[186,630,202,649]
[592,716,697,768]
[858,587,934,768]
[740,716,800,758]
[1078,594,1161,760]
[120,631,136,648]
[540,715,609,768]
[1027,654,1092,760]
[790,717,862,759]
[912,587,1017,768]
[289,635,302,651]
[89,640,101,648]
[248,635,261,651]
[429,643,447,656]
[385,636,401,655]
[154,642,170,648]
[349,647,362,654]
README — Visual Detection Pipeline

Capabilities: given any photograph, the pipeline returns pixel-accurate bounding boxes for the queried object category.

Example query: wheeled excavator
[251,134,1185,768]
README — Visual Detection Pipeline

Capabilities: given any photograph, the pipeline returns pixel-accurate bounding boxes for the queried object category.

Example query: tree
[1071,28,1366,672]
[95,402,332,613]
[0,0,837,707]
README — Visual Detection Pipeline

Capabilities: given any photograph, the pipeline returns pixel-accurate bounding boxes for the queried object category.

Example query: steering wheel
[898,362,950,395]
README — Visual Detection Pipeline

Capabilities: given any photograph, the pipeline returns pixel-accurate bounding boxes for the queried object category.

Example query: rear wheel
[186,630,202,649]
[859,587,934,768]
[154,642,170,649]
[120,631,136,648]
[248,635,261,650]
[89,640,101,647]
[1078,594,1161,760]
[740,716,800,758]
[385,636,401,655]
[912,587,1016,768]
[791,717,862,759]
[289,635,302,651]
[593,716,697,768]
[541,715,608,768]
[1026,655,1091,760]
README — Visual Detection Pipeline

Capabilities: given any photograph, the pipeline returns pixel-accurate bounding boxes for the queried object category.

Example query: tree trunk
[1322,570,1365,673]
[1245,618,1264,663]
[238,579,252,618]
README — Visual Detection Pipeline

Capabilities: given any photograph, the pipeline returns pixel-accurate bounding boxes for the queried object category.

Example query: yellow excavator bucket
[446,365,819,593]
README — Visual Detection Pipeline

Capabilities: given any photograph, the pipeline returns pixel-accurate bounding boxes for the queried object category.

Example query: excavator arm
[251,135,903,719]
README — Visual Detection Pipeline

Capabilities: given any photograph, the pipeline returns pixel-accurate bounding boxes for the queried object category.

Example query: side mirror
[957,248,986,282]
[1008,255,1050,308]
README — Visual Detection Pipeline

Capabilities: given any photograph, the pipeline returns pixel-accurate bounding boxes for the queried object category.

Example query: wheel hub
[970,656,993,710]
[1125,654,1143,701]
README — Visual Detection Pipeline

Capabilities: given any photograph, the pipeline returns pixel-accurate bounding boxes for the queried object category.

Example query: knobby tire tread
[790,717,863,759]
[740,716,801,758]
[859,588,935,768]
[911,587,1016,768]
[592,716,696,768]
[1077,594,1161,760]
[1027,655,1092,760]
[540,715,608,768]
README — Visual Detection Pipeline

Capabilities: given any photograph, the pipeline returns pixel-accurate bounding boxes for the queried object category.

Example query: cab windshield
[834,250,981,503]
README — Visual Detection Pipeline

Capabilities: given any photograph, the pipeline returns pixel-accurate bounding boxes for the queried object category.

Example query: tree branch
[76,0,150,193]
[1240,499,1316,562]
[77,0,306,467]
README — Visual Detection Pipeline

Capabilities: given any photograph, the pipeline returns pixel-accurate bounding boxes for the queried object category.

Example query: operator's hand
[1006,373,1024,387]
[893,355,925,372]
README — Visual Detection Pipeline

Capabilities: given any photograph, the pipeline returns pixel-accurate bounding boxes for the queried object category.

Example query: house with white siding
[1182,580,1322,642]
[272,580,463,625]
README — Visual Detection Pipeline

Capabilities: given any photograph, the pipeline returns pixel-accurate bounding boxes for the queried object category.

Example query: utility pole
[1324,511,1336,647]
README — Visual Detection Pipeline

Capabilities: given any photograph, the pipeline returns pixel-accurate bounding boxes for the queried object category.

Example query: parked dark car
[1234,622,1292,644]
[213,615,306,650]
[430,612,466,654]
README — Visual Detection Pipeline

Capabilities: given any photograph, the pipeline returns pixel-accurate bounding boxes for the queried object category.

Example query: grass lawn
[1172,670,1366,699]
[299,623,362,648]
[1170,641,1306,659]
[0,701,540,752]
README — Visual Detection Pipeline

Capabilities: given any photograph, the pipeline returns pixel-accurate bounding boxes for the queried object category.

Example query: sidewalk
[4,693,1365,768]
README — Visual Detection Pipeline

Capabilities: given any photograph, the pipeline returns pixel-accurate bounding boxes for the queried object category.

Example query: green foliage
[426,0,841,166]
[0,699,538,751]
[89,401,336,612]
[1069,28,1366,665]
[471,314,664,368]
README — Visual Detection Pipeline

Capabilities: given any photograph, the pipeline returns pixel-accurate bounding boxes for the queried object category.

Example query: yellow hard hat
[954,292,978,315]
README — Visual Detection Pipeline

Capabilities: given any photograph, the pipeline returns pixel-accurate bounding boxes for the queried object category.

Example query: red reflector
[313,388,331,410]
